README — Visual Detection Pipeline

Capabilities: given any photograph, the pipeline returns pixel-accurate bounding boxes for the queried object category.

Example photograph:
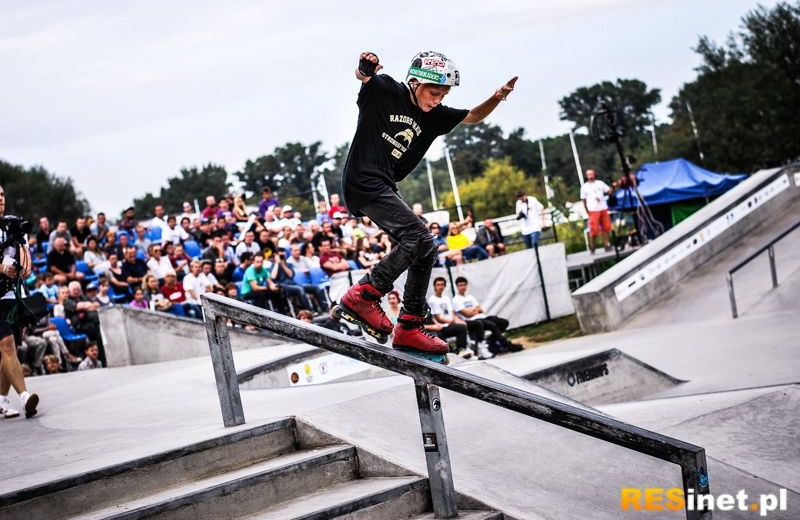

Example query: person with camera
[0,185,40,419]
[515,189,546,249]
[580,169,613,253]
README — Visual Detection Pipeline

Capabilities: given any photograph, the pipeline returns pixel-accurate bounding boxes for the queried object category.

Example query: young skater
[335,50,517,360]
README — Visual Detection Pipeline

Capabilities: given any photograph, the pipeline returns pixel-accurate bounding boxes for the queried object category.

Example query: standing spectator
[475,218,506,257]
[257,187,279,219]
[515,189,546,249]
[580,169,612,253]
[118,207,138,234]
[90,212,108,240]
[315,201,333,226]
[446,223,488,261]
[47,237,84,285]
[318,239,350,277]
[150,205,169,235]
[451,277,522,353]
[179,201,196,223]
[77,342,103,370]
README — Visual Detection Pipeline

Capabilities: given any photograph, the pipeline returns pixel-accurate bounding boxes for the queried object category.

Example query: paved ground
[2,209,799,518]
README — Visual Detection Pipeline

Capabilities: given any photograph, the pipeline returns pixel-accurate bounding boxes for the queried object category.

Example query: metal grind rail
[726,219,800,318]
[201,293,711,519]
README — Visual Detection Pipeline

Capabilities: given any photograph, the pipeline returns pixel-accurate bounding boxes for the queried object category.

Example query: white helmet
[406,51,460,87]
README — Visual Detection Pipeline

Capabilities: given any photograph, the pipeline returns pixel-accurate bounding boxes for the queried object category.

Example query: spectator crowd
[18,187,525,376]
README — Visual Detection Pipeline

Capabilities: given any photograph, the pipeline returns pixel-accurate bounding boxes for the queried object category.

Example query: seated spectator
[240,254,282,311]
[430,223,462,266]
[35,272,59,307]
[161,270,201,319]
[427,277,479,359]
[355,237,380,269]
[318,238,350,277]
[386,290,401,324]
[452,277,522,354]
[43,354,63,375]
[211,258,233,290]
[84,235,111,276]
[69,217,91,259]
[169,243,191,278]
[475,218,506,257]
[52,285,69,318]
[120,246,148,290]
[94,277,112,307]
[270,250,316,313]
[234,230,261,262]
[64,281,106,364]
[327,193,347,219]
[89,212,108,239]
[201,196,218,221]
[232,252,252,282]
[358,216,381,237]
[202,260,225,294]
[106,253,132,300]
[47,220,72,254]
[202,234,227,263]
[301,242,321,269]
[256,229,278,259]
[133,224,151,257]
[146,243,172,283]
[143,273,184,317]
[77,341,103,370]
[35,216,51,255]
[106,231,132,259]
[224,282,241,301]
[163,215,190,246]
[315,201,333,226]
[232,194,250,223]
[47,236,84,284]
[182,260,210,304]
[446,223,489,262]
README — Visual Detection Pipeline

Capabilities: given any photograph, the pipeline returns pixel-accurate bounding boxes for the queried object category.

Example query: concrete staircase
[0,418,501,519]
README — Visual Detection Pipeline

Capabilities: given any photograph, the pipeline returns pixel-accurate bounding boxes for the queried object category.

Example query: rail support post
[414,380,458,518]
[204,308,245,427]
[726,272,738,319]
[681,449,713,519]
[768,245,778,288]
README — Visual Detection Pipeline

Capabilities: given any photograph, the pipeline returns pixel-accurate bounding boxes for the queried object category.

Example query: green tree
[443,122,506,181]
[559,79,661,150]
[0,160,91,223]
[235,141,330,215]
[441,158,543,219]
[664,1,800,171]
[132,163,230,217]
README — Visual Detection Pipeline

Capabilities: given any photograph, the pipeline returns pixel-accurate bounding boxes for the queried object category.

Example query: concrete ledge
[99,305,286,367]
[572,164,800,333]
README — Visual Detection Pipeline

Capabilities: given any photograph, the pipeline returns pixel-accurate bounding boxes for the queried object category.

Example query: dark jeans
[465,316,509,345]
[438,323,469,351]
[280,284,313,311]
[522,231,541,249]
[359,191,437,317]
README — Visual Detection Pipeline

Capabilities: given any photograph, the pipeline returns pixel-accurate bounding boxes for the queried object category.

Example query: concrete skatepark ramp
[525,348,685,405]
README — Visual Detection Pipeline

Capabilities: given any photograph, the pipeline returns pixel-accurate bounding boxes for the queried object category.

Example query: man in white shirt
[452,277,522,354]
[427,277,477,358]
[579,169,612,253]
[515,190,545,249]
[181,260,207,303]
[234,230,261,264]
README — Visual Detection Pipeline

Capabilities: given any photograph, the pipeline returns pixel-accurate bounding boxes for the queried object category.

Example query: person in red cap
[334,50,517,361]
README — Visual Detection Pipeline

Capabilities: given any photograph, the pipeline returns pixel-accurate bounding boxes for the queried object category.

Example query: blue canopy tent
[609,158,747,227]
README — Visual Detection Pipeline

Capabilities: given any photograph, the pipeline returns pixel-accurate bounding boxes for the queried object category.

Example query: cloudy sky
[1,0,777,216]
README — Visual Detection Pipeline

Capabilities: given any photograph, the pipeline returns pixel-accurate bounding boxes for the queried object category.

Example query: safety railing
[201,293,711,519]
[726,219,800,318]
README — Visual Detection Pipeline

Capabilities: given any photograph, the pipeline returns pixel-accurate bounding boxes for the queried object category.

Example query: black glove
[516,211,527,220]
[358,53,379,77]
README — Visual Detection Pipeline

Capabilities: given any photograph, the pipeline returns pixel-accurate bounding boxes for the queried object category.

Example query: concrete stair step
[407,511,504,520]
[240,476,429,519]
[2,419,298,520]
[65,445,357,520]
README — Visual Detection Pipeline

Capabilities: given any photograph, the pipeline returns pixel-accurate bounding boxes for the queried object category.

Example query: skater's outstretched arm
[462,76,518,124]
[355,52,382,84]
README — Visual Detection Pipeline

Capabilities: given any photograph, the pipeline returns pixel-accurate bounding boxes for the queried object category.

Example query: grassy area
[508,314,583,348]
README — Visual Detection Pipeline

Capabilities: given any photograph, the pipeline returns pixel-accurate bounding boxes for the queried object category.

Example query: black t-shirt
[342,74,468,214]
[46,248,75,274]
[70,225,91,246]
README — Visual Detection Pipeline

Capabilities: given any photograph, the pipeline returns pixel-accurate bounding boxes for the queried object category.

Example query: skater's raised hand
[356,51,382,82]
[494,76,518,101]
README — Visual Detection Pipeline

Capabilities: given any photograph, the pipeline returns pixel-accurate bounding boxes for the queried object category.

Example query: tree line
[3,2,797,225]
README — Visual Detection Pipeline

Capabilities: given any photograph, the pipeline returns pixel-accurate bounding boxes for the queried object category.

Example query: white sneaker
[21,392,39,419]
[0,399,20,419]
[476,341,494,360]
[457,347,475,360]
